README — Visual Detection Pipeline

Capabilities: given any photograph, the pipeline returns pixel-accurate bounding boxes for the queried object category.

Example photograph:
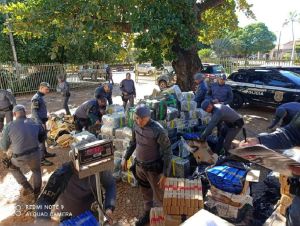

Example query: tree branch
[196,0,225,15]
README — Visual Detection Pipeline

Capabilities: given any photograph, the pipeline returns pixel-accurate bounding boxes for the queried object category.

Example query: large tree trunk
[172,44,203,91]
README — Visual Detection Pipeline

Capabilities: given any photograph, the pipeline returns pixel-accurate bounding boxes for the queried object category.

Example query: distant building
[270,39,300,60]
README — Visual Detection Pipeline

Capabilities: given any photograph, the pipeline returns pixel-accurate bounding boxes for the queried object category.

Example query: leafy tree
[198,48,214,58]
[1,0,253,90]
[232,23,276,57]
[212,38,234,57]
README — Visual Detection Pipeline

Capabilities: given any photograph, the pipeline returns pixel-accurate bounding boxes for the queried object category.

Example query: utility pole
[2,0,18,65]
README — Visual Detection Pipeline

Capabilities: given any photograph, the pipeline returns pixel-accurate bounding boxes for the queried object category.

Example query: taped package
[150,207,165,226]
[115,127,133,140]
[180,100,197,112]
[163,178,203,216]
[100,125,116,137]
[166,107,179,121]
[145,99,167,121]
[180,111,198,121]
[107,104,124,115]
[162,85,183,101]
[126,107,136,128]
[102,113,126,128]
[113,139,131,151]
[182,92,195,101]
[171,156,190,178]
[113,157,122,180]
[56,134,74,148]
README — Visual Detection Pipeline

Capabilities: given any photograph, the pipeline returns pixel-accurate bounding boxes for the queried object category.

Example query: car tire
[159,80,168,90]
[231,93,244,109]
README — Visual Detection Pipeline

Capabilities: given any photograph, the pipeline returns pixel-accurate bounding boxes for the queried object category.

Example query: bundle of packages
[102,112,126,128]
[145,99,167,121]
[150,207,165,226]
[182,92,195,101]
[188,119,199,128]
[100,125,116,137]
[166,107,179,121]
[113,153,122,180]
[56,134,74,148]
[115,127,133,140]
[113,139,131,151]
[164,93,178,108]
[180,100,197,112]
[171,156,190,178]
[180,111,198,121]
[106,104,124,114]
[158,120,167,128]
[162,85,183,101]
[126,107,136,128]
[178,137,194,158]
[197,108,211,125]
[206,166,248,194]
[163,178,203,216]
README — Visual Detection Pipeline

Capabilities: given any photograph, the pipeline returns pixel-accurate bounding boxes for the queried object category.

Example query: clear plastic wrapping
[180,100,197,112]
[182,92,195,101]
[162,85,183,101]
[107,104,124,115]
[166,107,179,121]
[102,112,126,128]
[115,127,133,140]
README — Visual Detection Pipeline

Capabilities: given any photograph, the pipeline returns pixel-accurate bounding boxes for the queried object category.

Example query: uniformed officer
[36,161,116,223]
[56,75,71,115]
[200,99,244,152]
[74,97,107,133]
[0,105,46,198]
[120,72,136,110]
[0,89,16,132]
[94,83,113,105]
[239,113,300,226]
[206,74,233,105]
[31,82,55,166]
[121,104,172,226]
[267,102,300,130]
[194,72,208,108]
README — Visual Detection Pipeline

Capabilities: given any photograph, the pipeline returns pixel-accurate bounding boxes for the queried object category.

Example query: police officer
[121,104,172,226]
[194,72,208,108]
[120,72,136,110]
[31,82,55,166]
[74,97,107,133]
[239,113,300,226]
[0,89,16,132]
[267,102,300,130]
[206,74,233,105]
[94,83,113,105]
[200,99,244,152]
[0,105,46,198]
[56,75,71,115]
[36,161,116,223]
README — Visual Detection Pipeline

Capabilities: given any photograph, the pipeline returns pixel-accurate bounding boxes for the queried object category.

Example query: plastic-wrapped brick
[102,112,126,128]
[100,125,115,137]
[171,156,190,178]
[145,99,167,121]
[180,100,197,112]
[166,107,179,121]
[107,104,124,114]
[115,127,133,140]
[126,107,136,128]
[162,85,183,101]
[182,92,195,101]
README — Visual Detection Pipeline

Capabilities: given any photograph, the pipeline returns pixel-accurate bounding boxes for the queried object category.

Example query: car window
[280,70,300,86]
[201,66,212,73]
[264,72,290,87]
[212,65,225,74]
[248,71,266,85]
[232,73,248,82]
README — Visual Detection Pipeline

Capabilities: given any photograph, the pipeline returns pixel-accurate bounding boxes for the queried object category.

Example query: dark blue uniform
[268,102,300,129]
[257,113,300,226]
[206,83,233,105]
[31,91,48,124]
[57,81,71,115]
[0,89,16,131]
[36,162,116,222]
[194,81,208,108]
[94,84,113,105]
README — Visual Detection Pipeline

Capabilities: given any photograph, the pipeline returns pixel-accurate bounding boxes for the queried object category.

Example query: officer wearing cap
[121,104,172,226]
[267,102,300,130]
[0,89,16,132]
[194,72,208,108]
[206,74,233,105]
[56,75,71,115]
[74,97,108,133]
[31,82,55,166]
[200,99,244,153]
[94,83,113,105]
[0,105,46,198]
[239,113,300,226]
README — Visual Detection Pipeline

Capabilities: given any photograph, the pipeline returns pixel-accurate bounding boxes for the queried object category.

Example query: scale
[70,138,114,224]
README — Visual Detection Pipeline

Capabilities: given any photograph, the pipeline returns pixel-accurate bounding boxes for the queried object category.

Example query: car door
[263,72,295,104]
[246,71,269,103]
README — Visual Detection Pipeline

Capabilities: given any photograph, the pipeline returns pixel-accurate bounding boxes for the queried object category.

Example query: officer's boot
[135,210,150,226]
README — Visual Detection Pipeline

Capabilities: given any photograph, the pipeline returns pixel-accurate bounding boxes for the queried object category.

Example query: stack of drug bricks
[277,174,293,215]
[150,207,165,226]
[163,177,203,224]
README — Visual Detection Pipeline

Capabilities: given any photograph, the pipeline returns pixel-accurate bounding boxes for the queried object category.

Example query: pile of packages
[205,165,256,223]
[46,114,75,148]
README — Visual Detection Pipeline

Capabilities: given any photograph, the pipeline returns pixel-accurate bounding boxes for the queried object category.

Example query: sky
[238,0,300,45]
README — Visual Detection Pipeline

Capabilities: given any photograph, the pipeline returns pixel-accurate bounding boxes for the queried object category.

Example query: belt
[12,147,39,158]
[135,158,161,167]
[227,118,244,128]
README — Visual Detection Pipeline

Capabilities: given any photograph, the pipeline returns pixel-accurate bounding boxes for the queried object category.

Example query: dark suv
[156,63,225,90]
[227,68,300,109]
[256,66,300,75]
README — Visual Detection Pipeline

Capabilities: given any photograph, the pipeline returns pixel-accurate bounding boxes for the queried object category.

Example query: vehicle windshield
[212,65,225,73]
[280,70,300,85]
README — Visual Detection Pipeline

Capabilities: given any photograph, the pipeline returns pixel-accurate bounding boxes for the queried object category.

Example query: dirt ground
[0,76,277,226]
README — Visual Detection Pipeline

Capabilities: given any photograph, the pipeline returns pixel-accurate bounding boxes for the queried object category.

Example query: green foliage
[198,48,214,58]
[212,38,234,57]
[232,23,276,57]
